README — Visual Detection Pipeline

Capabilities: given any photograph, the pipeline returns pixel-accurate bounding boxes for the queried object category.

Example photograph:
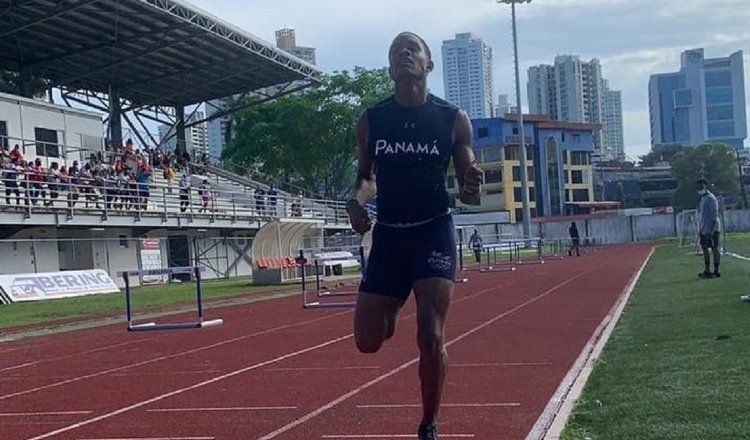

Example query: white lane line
[525,247,654,440]
[0,362,36,372]
[357,403,520,408]
[25,335,353,440]
[265,366,380,372]
[80,438,215,440]
[321,435,475,439]
[1,310,351,401]
[110,370,222,377]
[147,406,297,412]
[452,362,552,367]
[0,411,92,416]
[257,270,591,440]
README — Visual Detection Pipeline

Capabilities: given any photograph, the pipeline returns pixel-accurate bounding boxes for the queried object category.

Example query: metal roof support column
[108,86,123,148]
[176,105,187,157]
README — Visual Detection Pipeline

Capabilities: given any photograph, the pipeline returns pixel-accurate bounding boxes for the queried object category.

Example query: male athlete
[468,229,483,263]
[346,32,482,440]
[697,179,721,278]
[568,221,581,257]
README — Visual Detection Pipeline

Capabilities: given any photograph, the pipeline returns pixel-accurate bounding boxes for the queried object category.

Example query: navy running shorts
[359,214,457,304]
[700,231,720,249]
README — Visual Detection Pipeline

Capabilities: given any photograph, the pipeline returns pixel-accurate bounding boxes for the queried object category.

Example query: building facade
[527,56,623,161]
[649,48,747,149]
[441,33,494,119]
[158,111,207,157]
[275,28,317,65]
[448,114,598,223]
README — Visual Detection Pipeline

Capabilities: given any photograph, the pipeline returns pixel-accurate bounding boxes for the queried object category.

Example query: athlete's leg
[413,277,453,426]
[712,232,721,275]
[354,293,401,353]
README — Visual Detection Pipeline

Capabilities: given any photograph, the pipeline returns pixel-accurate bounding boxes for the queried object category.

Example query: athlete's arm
[354,112,377,205]
[347,112,376,234]
[452,110,482,205]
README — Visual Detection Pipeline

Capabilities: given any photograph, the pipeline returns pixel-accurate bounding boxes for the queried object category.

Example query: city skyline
[187,0,750,160]
[441,33,495,119]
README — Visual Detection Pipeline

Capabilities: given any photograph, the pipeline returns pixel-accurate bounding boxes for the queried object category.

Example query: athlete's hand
[459,165,482,205]
[347,199,372,234]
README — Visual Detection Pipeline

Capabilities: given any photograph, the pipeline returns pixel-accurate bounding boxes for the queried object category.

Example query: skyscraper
[275,28,316,65]
[527,55,623,160]
[441,33,494,119]
[158,111,207,157]
[206,99,233,164]
[603,80,624,159]
[649,48,746,149]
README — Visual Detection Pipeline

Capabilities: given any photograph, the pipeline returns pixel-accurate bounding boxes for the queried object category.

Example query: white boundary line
[147,407,297,412]
[0,310,351,401]
[321,435,475,439]
[727,252,750,261]
[452,362,552,368]
[25,335,353,440]
[80,438,214,440]
[0,411,93,416]
[357,403,520,408]
[524,246,655,440]
[256,270,591,440]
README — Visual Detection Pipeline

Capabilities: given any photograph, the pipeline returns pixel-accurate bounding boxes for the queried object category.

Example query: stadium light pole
[498,0,532,238]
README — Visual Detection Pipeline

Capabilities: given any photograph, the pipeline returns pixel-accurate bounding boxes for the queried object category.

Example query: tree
[222,67,393,199]
[638,144,683,167]
[670,143,739,210]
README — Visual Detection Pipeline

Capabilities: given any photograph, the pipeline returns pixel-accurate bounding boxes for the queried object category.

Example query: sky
[189,0,750,160]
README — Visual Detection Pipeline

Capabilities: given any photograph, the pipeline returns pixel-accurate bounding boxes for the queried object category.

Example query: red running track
[0,244,652,440]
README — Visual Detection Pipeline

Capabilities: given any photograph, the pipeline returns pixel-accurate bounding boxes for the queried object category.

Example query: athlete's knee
[355,333,385,354]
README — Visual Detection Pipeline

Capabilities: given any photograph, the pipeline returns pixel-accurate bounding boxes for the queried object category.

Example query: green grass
[723,232,750,257]
[561,237,750,440]
[0,277,298,330]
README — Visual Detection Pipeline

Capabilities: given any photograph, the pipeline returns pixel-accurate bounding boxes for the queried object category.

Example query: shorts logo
[428,250,452,271]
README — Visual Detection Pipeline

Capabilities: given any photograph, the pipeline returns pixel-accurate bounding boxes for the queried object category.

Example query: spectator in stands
[137,160,152,210]
[10,144,23,162]
[4,157,20,205]
[125,138,134,155]
[30,158,46,206]
[164,162,176,194]
[268,184,278,216]
[46,162,61,207]
[568,221,581,257]
[179,172,191,213]
[254,186,266,216]
[199,178,211,213]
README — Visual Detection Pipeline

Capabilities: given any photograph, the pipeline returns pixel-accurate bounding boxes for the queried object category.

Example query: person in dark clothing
[468,229,483,263]
[568,221,581,257]
[345,32,482,440]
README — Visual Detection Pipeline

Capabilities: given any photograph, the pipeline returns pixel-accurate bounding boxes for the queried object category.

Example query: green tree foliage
[639,143,683,167]
[671,143,739,210]
[222,67,393,199]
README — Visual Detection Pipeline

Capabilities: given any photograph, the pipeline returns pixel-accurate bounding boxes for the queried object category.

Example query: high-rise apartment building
[527,55,623,160]
[603,80,624,159]
[275,28,316,65]
[441,33,494,119]
[648,48,746,149]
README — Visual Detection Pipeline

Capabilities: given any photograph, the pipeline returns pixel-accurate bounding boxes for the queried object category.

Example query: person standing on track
[697,179,721,278]
[568,221,581,257]
[468,229,483,263]
[346,31,482,440]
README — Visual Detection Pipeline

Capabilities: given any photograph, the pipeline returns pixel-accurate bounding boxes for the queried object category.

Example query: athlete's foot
[418,422,438,440]
[698,270,714,278]
[713,271,721,278]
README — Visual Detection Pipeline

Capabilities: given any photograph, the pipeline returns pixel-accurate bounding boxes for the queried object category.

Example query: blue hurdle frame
[120,266,223,331]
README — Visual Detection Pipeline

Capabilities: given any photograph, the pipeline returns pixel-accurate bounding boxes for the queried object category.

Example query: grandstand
[0,0,352,288]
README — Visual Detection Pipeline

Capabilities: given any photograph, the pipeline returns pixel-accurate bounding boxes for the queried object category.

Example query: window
[573,189,590,202]
[705,86,733,105]
[705,70,731,88]
[708,121,735,138]
[477,127,489,138]
[564,171,569,184]
[0,120,7,149]
[484,169,502,184]
[515,208,523,222]
[570,151,590,165]
[512,166,520,182]
[35,127,59,157]
[571,170,584,184]
[707,105,733,121]
[514,187,535,202]
[505,146,519,161]
[572,133,581,143]
[482,147,501,163]
[487,189,503,195]
[119,235,129,248]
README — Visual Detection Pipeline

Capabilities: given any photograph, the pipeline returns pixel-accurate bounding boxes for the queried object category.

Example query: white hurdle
[300,245,365,309]
[119,266,224,332]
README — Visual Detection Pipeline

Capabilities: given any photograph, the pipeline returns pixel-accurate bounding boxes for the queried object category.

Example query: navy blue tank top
[366,94,458,225]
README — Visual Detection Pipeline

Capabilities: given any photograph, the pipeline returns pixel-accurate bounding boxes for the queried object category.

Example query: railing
[0,173,351,226]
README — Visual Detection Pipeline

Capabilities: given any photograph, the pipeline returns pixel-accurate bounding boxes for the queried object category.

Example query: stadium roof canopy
[0,0,322,107]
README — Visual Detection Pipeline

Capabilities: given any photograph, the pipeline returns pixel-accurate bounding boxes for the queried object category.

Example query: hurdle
[120,266,224,332]
[301,245,365,309]
[455,241,469,283]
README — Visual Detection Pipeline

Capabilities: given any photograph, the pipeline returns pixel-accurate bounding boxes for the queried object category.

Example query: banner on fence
[139,239,165,285]
[0,270,120,304]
